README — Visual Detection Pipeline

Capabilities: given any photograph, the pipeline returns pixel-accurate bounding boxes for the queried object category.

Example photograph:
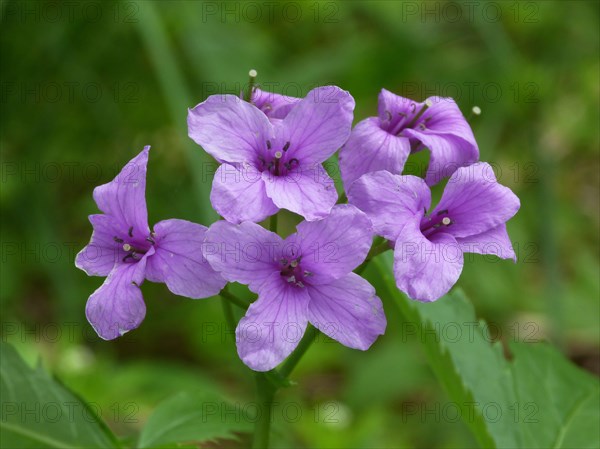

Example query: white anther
[472,106,481,115]
[274,151,283,159]
[249,69,257,78]
[442,217,451,226]
[123,243,132,251]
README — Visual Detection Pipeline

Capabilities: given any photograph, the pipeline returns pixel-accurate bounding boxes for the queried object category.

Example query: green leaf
[0,343,118,449]
[371,253,600,449]
[137,391,252,448]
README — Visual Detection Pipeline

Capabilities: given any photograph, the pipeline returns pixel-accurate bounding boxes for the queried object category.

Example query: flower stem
[279,324,319,378]
[220,287,249,310]
[355,239,392,275]
[251,325,319,448]
[338,192,348,204]
[252,373,276,449]
[269,213,278,233]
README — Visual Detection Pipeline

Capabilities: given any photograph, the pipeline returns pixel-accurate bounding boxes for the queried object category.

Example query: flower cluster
[77,80,519,371]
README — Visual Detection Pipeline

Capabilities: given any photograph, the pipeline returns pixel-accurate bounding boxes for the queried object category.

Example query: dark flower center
[382,100,432,137]
[420,209,453,238]
[257,140,298,176]
[114,226,156,263]
[279,257,311,288]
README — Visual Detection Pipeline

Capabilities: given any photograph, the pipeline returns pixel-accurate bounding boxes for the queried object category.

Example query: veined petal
[145,219,227,298]
[348,172,430,242]
[433,162,520,238]
[277,86,355,165]
[211,163,279,223]
[456,224,517,261]
[188,94,273,164]
[401,97,479,185]
[263,164,338,221]
[339,117,411,190]
[307,273,386,350]
[393,220,463,302]
[76,214,124,276]
[252,88,300,120]
[92,146,151,238]
[236,272,310,371]
[85,249,153,340]
[203,220,282,293]
[292,204,373,284]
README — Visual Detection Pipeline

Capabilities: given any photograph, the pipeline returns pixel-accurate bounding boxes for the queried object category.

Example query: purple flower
[202,205,386,371]
[75,147,226,340]
[188,86,355,223]
[339,89,479,190]
[348,163,520,302]
[251,87,300,121]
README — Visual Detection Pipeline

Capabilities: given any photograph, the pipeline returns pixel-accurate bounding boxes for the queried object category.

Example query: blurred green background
[1,1,598,447]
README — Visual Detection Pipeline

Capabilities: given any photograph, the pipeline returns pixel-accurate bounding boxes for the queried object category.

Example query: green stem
[355,239,392,275]
[338,192,348,204]
[220,288,249,310]
[269,213,278,233]
[279,325,319,378]
[252,373,276,449]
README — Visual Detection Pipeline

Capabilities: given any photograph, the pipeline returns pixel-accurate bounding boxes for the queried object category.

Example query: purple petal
[456,224,517,261]
[348,172,431,242]
[85,249,153,340]
[393,219,463,302]
[236,272,310,371]
[145,219,227,298]
[292,205,373,284]
[92,146,151,239]
[401,97,479,185]
[252,88,300,120]
[203,220,282,293]
[76,214,123,276]
[306,273,386,350]
[339,117,411,190]
[277,86,355,165]
[263,164,338,221]
[211,163,279,223]
[188,95,273,164]
[433,162,520,238]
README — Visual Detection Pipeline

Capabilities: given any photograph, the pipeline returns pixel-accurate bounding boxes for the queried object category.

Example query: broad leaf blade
[0,343,118,449]
[371,253,600,449]
[137,390,252,448]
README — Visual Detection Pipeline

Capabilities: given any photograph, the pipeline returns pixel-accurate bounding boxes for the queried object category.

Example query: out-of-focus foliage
[1,1,598,448]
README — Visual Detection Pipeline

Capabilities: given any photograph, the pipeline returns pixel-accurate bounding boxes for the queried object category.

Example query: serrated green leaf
[0,343,118,449]
[370,252,600,449]
[137,390,252,448]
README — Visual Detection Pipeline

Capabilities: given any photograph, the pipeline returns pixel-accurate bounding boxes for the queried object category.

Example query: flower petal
[456,224,517,261]
[76,214,124,276]
[393,220,463,302]
[203,220,282,293]
[211,163,279,223]
[92,146,151,239]
[277,86,355,165]
[433,162,520,238]
[252,88,300,120]
[85,250,153,340]
[236,272,310,371]
[263,164,338,221]
[145,219,227,298]
[348,172,431,242]
[292,204,373,284]
[401,97,479,185]
[307,273,386,350]
[339,117,411,190]
[188,95,273,164]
